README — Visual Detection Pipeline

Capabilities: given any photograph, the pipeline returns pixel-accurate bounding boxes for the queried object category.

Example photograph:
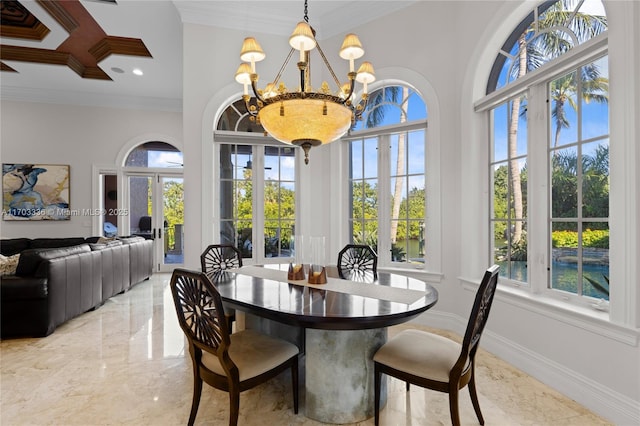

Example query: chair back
[138,215,152,232]
[453,265,500,374]
[201,244,243,279]
[170,268,230,355]
[337,244,378,281]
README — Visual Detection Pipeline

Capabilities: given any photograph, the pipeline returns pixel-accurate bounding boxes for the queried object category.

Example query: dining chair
[373,264,500,426]
[337,244,378,282]
[170,268,299,426]
[200,244,243,331]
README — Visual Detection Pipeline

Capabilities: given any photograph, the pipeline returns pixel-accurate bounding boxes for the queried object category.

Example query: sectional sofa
[0,236,153,338]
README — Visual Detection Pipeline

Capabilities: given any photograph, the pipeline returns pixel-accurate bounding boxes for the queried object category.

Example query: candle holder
[288,262,306,280]
[307,265,327,284]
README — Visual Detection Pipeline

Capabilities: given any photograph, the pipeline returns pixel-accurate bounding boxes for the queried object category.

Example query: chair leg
[374,363,381,426]
[468,367,485,425]
[229,388,240,426]
[225,313,235,333]
[449,388,461,426]
[188,377,203,426]
[291,356,299,414]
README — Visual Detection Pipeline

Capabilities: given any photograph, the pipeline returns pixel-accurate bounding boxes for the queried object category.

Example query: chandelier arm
[344,77,356,104]
[250,79,265,104]
[354,93,370,120]
[242,95,258,117]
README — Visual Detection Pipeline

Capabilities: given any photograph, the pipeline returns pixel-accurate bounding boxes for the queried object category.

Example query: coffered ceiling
[0,1,415,110]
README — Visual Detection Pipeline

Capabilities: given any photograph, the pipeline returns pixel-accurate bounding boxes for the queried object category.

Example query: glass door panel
[127,173,184,272]
[161,176,184,266]
[128,175,154,239]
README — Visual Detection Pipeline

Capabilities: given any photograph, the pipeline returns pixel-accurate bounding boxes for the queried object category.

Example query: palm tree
[362,86,410,245]
[505,0,608,246]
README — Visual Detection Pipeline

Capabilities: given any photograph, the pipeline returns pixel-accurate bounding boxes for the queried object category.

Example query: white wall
[2,0,637,423]
[0,101,182,239]
[182,2,639,423]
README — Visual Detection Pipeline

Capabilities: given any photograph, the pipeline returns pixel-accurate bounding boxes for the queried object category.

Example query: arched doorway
[123,141,184,271]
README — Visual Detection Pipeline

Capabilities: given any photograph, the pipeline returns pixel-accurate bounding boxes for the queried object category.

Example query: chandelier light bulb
[289,22,316,52]
[339,33,365,73]
[235,63,252,95]
[356,61,376,94]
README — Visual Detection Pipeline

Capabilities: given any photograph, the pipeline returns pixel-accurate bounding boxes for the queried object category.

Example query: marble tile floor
[1,273,611,426]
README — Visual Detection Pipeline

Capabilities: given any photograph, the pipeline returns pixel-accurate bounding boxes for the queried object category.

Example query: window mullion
[528,84,550,295]
[253,145,265,262]
[378,134,391,266]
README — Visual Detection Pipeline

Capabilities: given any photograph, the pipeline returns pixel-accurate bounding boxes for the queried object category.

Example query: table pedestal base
[305,328,387,424]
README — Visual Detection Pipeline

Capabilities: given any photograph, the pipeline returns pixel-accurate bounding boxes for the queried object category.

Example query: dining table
[211,264,439,424]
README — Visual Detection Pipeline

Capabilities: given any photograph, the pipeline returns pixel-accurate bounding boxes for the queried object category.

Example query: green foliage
[351,181,379,240]
[391,244,406,262]
[584,274,609,297]
[163,180,184,249]
[396,187,425,241]
[231,168,296,256]
[551,229,609,248]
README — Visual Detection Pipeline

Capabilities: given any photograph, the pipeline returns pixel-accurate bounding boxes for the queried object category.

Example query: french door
[126,172,184,272]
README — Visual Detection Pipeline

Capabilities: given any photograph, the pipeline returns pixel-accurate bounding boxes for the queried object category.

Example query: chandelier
[234,0,375,164]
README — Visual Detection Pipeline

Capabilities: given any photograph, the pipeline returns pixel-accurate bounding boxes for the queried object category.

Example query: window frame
[343,84,430,272]
[477,29,610,312]
[214,130,298,265]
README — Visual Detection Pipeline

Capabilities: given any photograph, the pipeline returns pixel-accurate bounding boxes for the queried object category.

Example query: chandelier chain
[271,48,297,92]
[314,42,343,93]
[304,0,309,23]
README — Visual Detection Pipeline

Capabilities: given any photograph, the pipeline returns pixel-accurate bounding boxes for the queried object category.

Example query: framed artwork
[2,164,71,220]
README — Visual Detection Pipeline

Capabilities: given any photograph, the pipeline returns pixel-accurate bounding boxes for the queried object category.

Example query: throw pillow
[0,253,20,276]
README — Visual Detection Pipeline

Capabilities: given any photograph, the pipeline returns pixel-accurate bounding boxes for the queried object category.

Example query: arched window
[215,99,296,264]
[125,141,183,168]
[344,83,428,269]
[487,0,607,93]
[477,0,609,309]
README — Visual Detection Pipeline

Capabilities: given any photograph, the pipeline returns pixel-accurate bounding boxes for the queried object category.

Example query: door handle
[153,228,156,239]
[159,227,162,239]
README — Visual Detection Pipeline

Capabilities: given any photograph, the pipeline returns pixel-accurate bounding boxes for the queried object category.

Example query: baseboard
[412,311,640,425]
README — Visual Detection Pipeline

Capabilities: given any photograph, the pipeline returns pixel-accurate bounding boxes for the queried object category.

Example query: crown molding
[173,1,417,39]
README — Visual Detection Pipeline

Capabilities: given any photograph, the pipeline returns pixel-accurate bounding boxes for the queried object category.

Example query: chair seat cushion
[202,329,298,382]
[373,329,467,383]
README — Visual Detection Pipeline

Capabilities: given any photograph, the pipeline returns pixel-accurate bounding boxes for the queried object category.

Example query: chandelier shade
[234,0,375,164]
[239,37,265,66]
[289,22,316,52]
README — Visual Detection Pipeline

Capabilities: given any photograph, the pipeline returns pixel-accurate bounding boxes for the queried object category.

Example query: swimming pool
[498,261,610,300]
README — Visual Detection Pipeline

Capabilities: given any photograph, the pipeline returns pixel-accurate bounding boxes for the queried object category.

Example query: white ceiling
[0,1,415,110]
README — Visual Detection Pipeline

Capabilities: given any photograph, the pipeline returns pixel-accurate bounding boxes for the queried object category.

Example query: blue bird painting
[2,164,70,220]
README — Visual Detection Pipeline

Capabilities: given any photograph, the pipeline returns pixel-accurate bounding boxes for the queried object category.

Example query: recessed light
[133,68,144,76]
[111,67,125,74]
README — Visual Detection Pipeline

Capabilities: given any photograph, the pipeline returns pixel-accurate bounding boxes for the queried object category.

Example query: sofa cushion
[15,245,91,277]
[0,238,31,256]
[0,254,20,276]
[117,236,146,245]
[30,238,87,249]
